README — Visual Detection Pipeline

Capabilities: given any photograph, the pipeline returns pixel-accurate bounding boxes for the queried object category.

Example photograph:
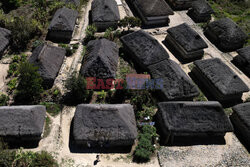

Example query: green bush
[133,133,155,162]
[5,17,41,51]
[0,148,58,167]
[84,25,97,44]
[64,73,93,105]
[40,102,62,116]
[14,61,43,104]
[103,27,121,41]
[0,94,9,106]
[119,17,141,31]
[7,78,17,92]
[59,43,78,56]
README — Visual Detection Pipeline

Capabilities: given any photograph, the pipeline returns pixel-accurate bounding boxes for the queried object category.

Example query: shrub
[59,43,77,56]
[5,17,41,51]
[40,102,62,116]
[0,149,58,167]
[84,25,97,44]
[14,61,43,104]
[103,27,121,41]
[7,78,17,92]
[0,94,9,106]
[31,151,58,167]
[8,54,27,77]
[133,133,155,162]
[119,17,141,31]
[64,73,93,105]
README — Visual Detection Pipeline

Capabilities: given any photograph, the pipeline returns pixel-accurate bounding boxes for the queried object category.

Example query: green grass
[43,117,51,138]
[40,102,62,116]
[224,108,233,116]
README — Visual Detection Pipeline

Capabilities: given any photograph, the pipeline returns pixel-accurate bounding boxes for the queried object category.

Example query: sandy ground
[158,133,250,167]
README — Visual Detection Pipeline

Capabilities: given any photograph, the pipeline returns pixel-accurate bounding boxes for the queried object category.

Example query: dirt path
[53,0,93,94]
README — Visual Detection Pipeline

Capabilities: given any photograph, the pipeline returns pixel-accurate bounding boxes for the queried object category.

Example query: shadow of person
[94,160,99,166]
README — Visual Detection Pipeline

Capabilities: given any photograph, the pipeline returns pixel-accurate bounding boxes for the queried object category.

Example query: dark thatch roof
[231,102,250,149]
[73,104,138,147]
[91,0,120,22]
[167,23,208,52]
[193,58,249,96]
[204,18,247,51]
[134,0,174,17]
[157,101,233,135]
[0,105,46,140]
[148,59,199,100]
[233,46,250,77]
[0,27,11,55]
[29,44,66,89]
[191,0,214,15]
[120,30,169,70]
[48,7,78,32]
[80,38,119,79]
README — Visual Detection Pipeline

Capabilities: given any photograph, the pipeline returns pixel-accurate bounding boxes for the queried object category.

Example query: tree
[14,62,43,104]
[5,17,40,51]
[64,73,93,105]
[118,17,142,31]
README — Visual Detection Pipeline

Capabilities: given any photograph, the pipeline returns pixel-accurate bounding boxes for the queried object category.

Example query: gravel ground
[158,133,250,167]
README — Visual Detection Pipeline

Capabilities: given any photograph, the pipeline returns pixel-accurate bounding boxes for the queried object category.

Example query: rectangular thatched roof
[0,105,46,139]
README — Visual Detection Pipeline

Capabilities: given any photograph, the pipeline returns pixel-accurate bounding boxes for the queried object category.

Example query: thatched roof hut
[80,38,119,79]
[192,58,249,102]
[29,44,66,89]
[47,7,78,43]
[156,101,233,145]
[72,104,138,148]
[204,18,247,52]
[0,105,46,142]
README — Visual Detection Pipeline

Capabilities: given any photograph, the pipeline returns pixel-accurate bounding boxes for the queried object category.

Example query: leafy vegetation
[14,62,43,104]
[119,17,142,31]
[103,27,121,42]
[64,73,93,105]
[0,148,58,167]
[84,25,97,44]
[43,117,52,138]
[133,125,158,162]
[0,93,9,106]
[59,43,79,56]
[40,102,62,116]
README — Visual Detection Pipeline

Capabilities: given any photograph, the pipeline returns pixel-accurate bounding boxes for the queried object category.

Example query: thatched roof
[231,102,250,148]
[29,44,66,89]
[80,38,119,79]
[0,27,11,55]
[0,105,46,140]
[148,59,199,100]
[194,58,249,96]
[120,30,169,70]
[91,0,120,22]
[191,0,214,15]
[167,23,208,52]
[233,46,250,77]
[73,104,138,147]
[157,101,233,135]
[48,7,78,32]
[134,0,173,17]
[204,18,247,51]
